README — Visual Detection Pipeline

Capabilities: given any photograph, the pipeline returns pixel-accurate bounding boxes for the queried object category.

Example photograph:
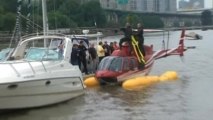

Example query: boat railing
[20,32,66,42]
[0,60,49,77]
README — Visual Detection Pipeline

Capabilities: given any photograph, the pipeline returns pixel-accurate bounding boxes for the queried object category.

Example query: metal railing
[0,60,48,77]
[20,32,66,42]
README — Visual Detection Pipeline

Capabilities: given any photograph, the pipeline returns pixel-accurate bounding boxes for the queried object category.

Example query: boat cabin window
[98,56,122,72]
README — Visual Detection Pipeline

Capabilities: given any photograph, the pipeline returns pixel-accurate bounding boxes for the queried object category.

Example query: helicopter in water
[95,29,187,85]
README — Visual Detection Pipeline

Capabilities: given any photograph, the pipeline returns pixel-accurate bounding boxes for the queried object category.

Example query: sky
[177,0,213,8]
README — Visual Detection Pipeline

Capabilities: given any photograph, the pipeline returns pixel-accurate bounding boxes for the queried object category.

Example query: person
[70,44,79,66]
[132,23,145,69]
[113,41,119,50]
[88,43,97,73]
[136,23,145,56]
[109,42,114,55]
[119,22,133,54]
[58,40,64,59]
[103,41,110,56]
[78,40,88,74]
[97,41,105,63]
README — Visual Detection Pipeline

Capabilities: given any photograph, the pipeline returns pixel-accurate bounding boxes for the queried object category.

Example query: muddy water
[1,30,213,120]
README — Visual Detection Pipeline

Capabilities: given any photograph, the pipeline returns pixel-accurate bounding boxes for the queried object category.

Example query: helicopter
[94,29,186,85]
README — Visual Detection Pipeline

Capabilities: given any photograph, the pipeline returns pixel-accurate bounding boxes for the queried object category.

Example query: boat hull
[0,77,84,109]
[0,90,84,109]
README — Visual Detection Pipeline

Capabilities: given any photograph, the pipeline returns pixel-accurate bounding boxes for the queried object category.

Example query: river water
[1,30,213,120]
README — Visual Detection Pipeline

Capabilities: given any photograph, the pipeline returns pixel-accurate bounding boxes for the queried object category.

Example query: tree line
[3,0,212,32]
[0,0,108,32]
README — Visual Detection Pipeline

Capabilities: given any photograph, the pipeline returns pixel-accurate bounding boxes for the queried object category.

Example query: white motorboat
[185,32,203,40]
[0,34,85,109]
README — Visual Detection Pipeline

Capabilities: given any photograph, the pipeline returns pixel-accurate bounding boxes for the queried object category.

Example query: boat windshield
[0,48,12,61]
[98,56,123,72]
[25,48,60,61]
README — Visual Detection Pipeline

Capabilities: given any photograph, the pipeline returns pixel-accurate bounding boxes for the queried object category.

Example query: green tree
[58,0,81,21]
[2,13,16,31]
[48,11,75,29]
[118,14,141,27]
[126,14,140,26]
[79,1,106,27]
[0,16,3,29]
[0,5,4,13]
[0,0,17,13]
[115,12,164,28]
[0,6,4,29]
[201,10,212,26]
[142,15,164,28]
[59,0,80,15]
[47,0,65,11]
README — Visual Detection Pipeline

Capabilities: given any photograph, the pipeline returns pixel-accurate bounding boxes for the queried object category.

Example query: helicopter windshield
[98,56,123,72]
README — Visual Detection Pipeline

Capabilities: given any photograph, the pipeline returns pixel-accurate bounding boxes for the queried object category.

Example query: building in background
[179,0,204,10]
[99,0,177,13]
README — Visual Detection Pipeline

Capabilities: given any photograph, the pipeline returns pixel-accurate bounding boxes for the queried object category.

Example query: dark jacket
[137,27,144,38]
[119,26,133,48]
[136,26,144,44]
[120,26,132,39]
[88,47,97,60]
[78,45,87,58]
[71,47,79,65]
[103,44,110,56]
